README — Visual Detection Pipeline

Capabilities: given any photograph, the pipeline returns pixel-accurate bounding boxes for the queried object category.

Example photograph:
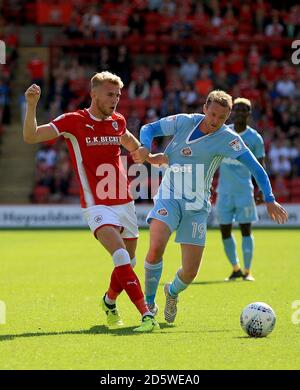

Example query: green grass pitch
[0,229,299,370]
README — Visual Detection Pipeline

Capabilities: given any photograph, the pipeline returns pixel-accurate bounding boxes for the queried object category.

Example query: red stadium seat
[288,179,300,203]
[33,186,50,204]
[117,106,130,117]
[144,14,160,35]
[129,99,148,118]
[276,195,290,203]
[290,187,300,197]
[127,34,142,54]
[290,178,300,188]
[290,195,300,203]
[101,3,116,13]
[158,42,169,54]
[149,97,163,110]
[25,3,37,23]
[159,15,175,34]
[144,12,159,25]
[144,38,157,54]
[118,97,131,117]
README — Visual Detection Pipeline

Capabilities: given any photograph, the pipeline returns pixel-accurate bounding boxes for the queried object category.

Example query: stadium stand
[0,0,299,204]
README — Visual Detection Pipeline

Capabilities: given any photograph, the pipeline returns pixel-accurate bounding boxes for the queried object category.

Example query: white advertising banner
[0,204,299,228]
[0,205,86,228]
[208,204,300,228]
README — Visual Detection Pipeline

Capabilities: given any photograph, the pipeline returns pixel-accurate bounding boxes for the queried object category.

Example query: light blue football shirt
[156,114,249,212]
[217,124,265,195]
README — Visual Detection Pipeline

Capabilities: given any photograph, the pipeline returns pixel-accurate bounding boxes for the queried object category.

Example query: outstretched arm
[23,84,58,144]
[139,120,166,151]
[237,151,288,224]
[121,129,141,151]
[121,129,151,164]
[131,118,176,163]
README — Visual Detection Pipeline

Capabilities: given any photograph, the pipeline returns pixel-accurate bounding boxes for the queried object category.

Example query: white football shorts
[82,201,139,240]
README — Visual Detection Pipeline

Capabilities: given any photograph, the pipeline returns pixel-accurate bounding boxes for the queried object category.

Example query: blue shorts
[216,193,258,225]
[146,198,208,246]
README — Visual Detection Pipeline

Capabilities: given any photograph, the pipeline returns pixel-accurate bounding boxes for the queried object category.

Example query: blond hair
[233,97,251,109]
[91,71,124,89]
[206,90,233,110]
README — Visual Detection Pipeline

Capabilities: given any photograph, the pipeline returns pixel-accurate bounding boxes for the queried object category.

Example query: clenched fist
[25,84,41,106]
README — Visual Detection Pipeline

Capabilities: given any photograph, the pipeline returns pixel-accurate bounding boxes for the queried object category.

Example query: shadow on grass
[0,325,135,341]
[194,278,247,285]
[192,280,227,285]
[0,323,174,341]
[0,323,235,341]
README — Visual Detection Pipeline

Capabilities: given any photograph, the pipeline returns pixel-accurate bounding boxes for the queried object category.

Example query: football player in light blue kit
[216,98,265,282]
[131,90,288,324]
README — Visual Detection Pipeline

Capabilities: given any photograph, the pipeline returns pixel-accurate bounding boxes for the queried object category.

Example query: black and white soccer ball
[240,302,276,337]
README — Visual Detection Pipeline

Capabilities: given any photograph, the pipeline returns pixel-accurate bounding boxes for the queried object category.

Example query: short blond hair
[206,90,232,110]
[233,97,251,109]
[91,71,124,89]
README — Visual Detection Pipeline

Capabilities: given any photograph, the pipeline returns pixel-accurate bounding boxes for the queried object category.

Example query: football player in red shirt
[23,71,159,332]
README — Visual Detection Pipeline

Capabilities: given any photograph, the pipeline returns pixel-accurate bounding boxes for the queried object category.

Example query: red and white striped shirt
[50,108,132,208]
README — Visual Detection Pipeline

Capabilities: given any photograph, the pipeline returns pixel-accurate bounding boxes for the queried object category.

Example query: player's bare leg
[96,225,126,254]
[146,219,171,264]
[144,219,171,316]
[96,226,157,330]
[179,244,204,284]
[164,244,204,323]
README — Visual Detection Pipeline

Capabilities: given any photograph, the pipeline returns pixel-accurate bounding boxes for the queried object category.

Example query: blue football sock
[169,272,188,297]
[144,260,163,305]
[222,236,239,266]
[242,235,254,270]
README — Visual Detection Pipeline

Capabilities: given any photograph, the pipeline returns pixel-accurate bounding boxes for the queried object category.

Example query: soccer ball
[240,302,276,337]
